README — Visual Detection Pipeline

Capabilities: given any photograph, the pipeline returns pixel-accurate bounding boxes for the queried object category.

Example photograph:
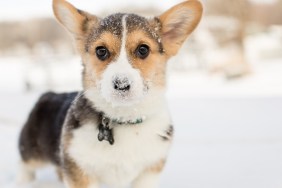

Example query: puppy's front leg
[132,171,161,188]
[63,171,100,188]
[132,160,165,188]
[62,156,100,188]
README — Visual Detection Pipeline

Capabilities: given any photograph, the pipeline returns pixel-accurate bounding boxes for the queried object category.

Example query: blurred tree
[206,0,250,47]
[0,18,73,55]
[250,1,282,26]
[204,0,252,79]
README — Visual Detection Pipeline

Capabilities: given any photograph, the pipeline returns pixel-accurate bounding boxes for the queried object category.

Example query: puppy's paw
[16,163,35,186]
[16,171,35,186]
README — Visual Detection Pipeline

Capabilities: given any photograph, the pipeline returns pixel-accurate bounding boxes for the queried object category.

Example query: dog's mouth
[98,79,149,107]
[112,89,133,101]
[105,87,146,107]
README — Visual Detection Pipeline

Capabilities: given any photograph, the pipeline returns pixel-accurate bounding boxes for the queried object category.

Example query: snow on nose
[112,75,131,91]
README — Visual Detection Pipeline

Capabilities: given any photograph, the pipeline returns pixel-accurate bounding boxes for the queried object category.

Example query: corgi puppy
[18,0,203,187]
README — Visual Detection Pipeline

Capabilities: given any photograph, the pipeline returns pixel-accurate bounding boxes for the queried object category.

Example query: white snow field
[0,55,282,188]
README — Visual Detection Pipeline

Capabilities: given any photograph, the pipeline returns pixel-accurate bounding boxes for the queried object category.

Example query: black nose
[113,77,131,91]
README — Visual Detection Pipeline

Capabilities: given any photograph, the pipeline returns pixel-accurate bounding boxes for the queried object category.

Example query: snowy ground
[0,56,282,188]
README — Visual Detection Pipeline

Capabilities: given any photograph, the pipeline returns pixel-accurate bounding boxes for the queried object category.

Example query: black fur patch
[19,91,103,166]
[64,93,100,130]
[19,92,78,165]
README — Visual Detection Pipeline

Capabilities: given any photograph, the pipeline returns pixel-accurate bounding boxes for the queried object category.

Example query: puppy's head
[53,0,203,107]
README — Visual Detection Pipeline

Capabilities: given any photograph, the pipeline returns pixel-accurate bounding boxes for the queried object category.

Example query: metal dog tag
[98,117,114,145]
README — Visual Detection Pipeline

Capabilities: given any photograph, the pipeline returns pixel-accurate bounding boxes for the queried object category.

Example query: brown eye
[96,46,110,61]
[136,44,150,59]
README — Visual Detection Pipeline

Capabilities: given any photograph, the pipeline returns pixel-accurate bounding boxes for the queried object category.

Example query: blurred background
[0,0,281,188]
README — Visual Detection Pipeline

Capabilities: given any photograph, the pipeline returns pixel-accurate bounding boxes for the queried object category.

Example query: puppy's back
[19,91,78,165]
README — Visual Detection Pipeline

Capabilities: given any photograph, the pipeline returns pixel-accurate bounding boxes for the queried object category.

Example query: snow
[167,59,282,98]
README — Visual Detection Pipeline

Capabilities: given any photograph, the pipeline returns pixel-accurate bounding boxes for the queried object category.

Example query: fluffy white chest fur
[67,109,172,187]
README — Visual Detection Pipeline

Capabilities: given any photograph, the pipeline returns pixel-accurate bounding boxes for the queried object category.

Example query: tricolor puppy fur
[18,0,203,187]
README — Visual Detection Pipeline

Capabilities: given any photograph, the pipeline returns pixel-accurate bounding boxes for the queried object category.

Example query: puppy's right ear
[158,0,203,57]
[53,0,99,37]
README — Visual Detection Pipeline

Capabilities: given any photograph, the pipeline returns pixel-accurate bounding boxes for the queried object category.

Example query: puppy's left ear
[158,0,203,56]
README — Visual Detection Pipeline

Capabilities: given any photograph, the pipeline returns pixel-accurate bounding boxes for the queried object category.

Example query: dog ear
[158,0,203,56]
[53,0,99,37]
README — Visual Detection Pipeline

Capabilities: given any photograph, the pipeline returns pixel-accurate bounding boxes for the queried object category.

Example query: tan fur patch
[56,167,63,181]
[23,159,47,170]
[126,30,169,88]
[62,156,90,188]
[88,32,121,75]
[82,32,122,89]
[62,127,73,153]
[148,159,166,173]
[61,131,92,188]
